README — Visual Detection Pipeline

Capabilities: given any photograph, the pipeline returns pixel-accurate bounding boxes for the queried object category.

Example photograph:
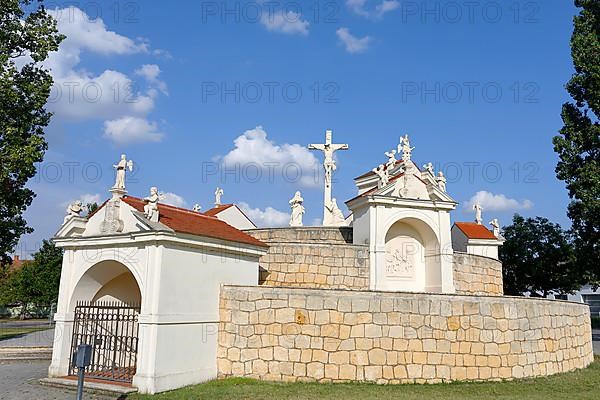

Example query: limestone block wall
[245,228,369,290]
[218,286,593,384]
[453,253,504,296]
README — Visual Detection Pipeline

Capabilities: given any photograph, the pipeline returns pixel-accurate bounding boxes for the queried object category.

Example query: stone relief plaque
[385,249,415,278]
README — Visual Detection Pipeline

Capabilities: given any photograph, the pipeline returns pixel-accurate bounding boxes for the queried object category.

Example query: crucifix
[308,129,349,225]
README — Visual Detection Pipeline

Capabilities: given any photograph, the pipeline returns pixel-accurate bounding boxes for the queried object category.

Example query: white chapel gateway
[49,155,267,393]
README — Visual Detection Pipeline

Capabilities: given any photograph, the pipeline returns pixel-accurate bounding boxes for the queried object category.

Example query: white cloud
[161,192,187,208]
[24,6,169,142]
[135,64,168,95]
[346,0,399,18]
[464,191,534,212]
[60,193,102,211]
[238,202,289,228]
[336,28,371,54]
[261,11,309,35]
[221,126,321,188]
[103,116,164,144]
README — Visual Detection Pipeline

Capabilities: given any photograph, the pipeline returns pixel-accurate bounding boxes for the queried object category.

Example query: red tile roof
[204,204,234,217]
[120,196,267,248]
[454,222,497,240]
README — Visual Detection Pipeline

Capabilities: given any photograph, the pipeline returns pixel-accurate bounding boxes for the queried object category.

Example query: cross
[308,129,349,225]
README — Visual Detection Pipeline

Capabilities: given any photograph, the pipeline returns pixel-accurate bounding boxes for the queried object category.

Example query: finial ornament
[289,191,305,227]
[144,187,164,222]
[489,218,500,237]
[473,202,483,225]
[64,200,83,223]
[214,187,224,206]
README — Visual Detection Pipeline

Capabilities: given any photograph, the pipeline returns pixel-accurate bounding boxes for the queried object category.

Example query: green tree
[500,215,582,297]
[86,202,99,216]
[553,0,600,284]
[0,1,65,264]
[0,240,63,319]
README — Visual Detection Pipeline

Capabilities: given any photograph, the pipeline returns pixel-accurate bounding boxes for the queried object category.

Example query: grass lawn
[0,327,49,341]
[129,357,600,400]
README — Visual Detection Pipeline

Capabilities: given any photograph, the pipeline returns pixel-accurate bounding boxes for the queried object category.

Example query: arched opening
[69,260,141,311]
[67,260,142,383]
[384,218,442,292]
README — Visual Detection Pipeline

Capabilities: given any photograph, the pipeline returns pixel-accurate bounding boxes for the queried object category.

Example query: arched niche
[384,218,442,292]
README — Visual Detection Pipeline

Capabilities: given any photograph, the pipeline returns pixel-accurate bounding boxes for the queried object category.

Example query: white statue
[423,162,434,176]
[112,154,134,190]
[398,134,415,162]
[436,171,447,192]
[372,164,389,188]
[193,203,202,213]
[324,198,346,226]
[214,187,224,206]
[308,130,349,226]
[144,187,163,222]
[384,149,397,169]
[473,202,483,225]
[64,200,83,223]
[289,191,305,227]
[489,218,500,237]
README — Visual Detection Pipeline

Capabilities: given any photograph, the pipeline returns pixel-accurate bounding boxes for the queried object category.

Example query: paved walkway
[0,360,119,400]
[0,328,55,348]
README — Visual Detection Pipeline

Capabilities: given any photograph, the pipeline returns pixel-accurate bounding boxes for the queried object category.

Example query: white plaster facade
[50,196,266,394]
[451,223,504,260]
[205,204,257,230]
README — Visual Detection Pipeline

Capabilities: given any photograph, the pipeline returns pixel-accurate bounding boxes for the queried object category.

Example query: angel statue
[113,154,134,190]
[398,134,415,162]
[289,191,305,227]
[144,187,164,222]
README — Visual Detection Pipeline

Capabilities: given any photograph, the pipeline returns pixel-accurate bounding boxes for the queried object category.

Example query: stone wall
[453,253,504,296]
[246,228,369,290]
[218,286,593,384]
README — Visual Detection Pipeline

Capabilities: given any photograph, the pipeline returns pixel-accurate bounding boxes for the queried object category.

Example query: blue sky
[17,0,579,255]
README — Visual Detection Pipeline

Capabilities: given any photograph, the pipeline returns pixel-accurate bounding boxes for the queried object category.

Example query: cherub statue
[193,203,202,213]
[64,200,83,223]
[489,218,500,238]
[436,171,447,192]
[384,149,397,169]
[289,191,305,227]
[214,187,224,206]
[144,187,164,222]
[372,164,390,188]
[423,162,434,176]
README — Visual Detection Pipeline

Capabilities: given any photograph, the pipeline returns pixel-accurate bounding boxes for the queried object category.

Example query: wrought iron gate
[69,301,140,383]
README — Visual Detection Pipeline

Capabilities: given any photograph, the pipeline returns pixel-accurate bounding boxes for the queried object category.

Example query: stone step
[0,346,52,360]
[40,377,137,396]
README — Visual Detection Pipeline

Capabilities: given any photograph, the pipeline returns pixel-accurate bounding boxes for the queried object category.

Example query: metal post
[76,366,85,400]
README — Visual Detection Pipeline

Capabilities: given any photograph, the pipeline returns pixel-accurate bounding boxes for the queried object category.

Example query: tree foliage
[0,240,63,318]
[500,215,582,297]
[553,0,600,284]
[0,0,65,264]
